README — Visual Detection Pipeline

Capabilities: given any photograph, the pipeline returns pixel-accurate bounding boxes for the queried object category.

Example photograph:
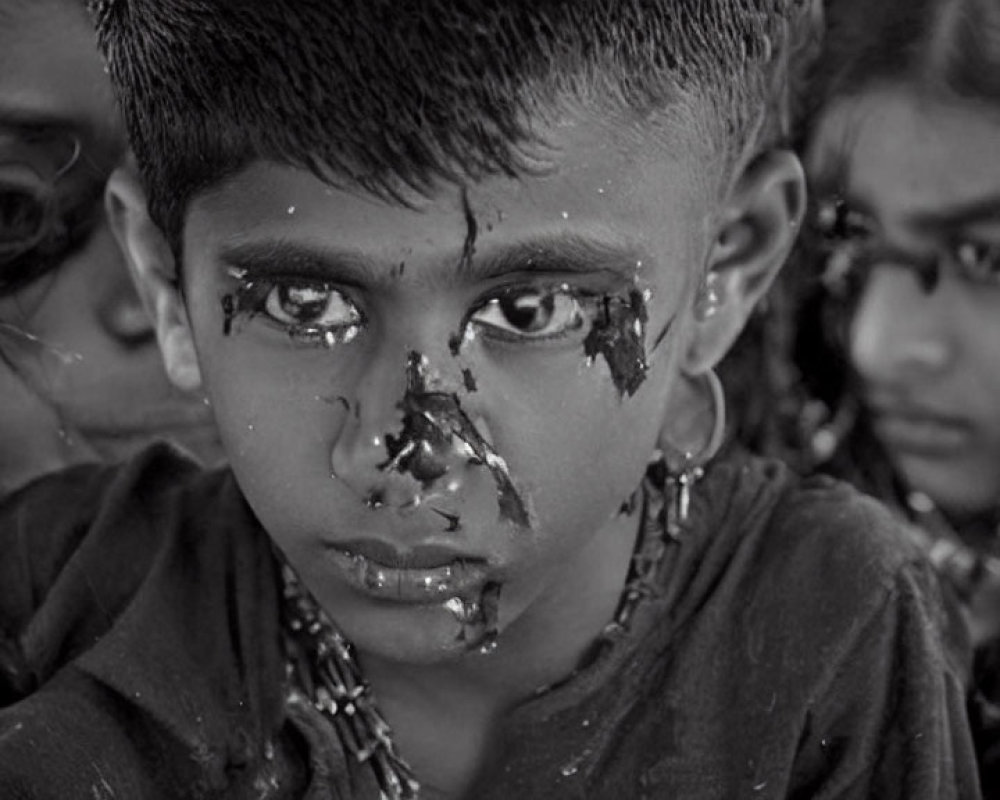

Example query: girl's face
[807,83,1000,518]
[0,0,221,479]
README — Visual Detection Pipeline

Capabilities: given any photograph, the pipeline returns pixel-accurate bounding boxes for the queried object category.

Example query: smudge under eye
[583,289,649,398]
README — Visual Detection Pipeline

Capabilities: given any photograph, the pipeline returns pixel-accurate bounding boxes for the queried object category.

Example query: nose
[330,343,477,509]
[849,264,952,387]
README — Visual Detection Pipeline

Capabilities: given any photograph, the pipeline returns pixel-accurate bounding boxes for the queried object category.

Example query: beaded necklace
[278,461,682,799]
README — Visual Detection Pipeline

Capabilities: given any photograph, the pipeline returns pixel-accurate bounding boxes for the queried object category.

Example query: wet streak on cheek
[457,186,478,274]
[378,351,532,528]
[448,191,480,357]
[220,280,271,336]
[583,288,651,398]
[461,368,477,393]
[649,319,673,353]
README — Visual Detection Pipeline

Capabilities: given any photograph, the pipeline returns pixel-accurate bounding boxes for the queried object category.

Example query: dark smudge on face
[457,186,478,274]
[220,280,270,336]
[320,394,351,411]
[649,320,673,353]
[365,488,385,509]
[583,289,650,398]
[445,580,502,653]
[432,507,462,532]
[378,351,531,528]
[461,368,478,393]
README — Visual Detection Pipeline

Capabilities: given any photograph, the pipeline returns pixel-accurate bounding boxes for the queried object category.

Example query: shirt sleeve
[0,464,114,706]
[0,448,189,708]
[789,558,982,800]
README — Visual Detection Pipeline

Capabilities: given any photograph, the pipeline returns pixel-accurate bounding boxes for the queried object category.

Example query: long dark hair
[789,0,1000,493]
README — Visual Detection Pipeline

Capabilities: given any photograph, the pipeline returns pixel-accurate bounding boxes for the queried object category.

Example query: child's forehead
[187,108,710,272]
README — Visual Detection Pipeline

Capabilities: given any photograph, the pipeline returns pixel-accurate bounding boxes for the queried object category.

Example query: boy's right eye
[263,283,361,329]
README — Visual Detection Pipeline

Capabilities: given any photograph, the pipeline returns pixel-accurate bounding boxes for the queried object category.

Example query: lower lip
[875,415,972,455]
[324,547,489,603]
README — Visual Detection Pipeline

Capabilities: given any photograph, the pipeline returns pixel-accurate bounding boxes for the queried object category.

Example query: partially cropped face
[807,83,1000,518]
[177,110,714,663]
[0,0,220,475]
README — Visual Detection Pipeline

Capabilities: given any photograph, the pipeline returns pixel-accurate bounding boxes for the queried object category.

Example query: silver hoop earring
[663,369,726,539]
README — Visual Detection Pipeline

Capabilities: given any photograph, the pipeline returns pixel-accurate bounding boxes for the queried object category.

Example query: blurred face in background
[0,0,221,490]
[807,82,1000,520]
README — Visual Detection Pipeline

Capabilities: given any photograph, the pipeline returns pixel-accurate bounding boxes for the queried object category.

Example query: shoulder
[0,442,233,615]
[738,454,928,594]
[0,443,252,703]
[701,452,949,656]
[726,455,956,672]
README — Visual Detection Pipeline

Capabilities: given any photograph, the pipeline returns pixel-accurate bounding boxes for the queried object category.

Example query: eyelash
[820,238,1000,295]
[463,283,595,346]
[814,201,1000,292]
[223,271,365,346]
[225,270,608,355]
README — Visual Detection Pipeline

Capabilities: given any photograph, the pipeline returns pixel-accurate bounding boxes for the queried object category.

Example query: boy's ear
[105,165,202,392]
[683,149,805,374]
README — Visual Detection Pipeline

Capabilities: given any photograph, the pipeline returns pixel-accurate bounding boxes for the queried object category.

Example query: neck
[356,504,643,796]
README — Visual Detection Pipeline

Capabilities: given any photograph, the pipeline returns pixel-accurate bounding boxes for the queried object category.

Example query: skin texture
[0,0,221,493]
[808,84,1000,519]
[112,105,802,794]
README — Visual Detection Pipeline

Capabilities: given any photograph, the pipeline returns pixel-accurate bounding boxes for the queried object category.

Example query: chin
[897,459,1000,520]
[336,601,496,666]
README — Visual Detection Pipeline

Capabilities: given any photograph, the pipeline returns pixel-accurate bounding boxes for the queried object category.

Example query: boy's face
[178,112,708,661]
[122,104,796,665]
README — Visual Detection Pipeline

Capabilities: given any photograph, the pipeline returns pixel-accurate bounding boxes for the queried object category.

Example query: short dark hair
[89,0,815,250]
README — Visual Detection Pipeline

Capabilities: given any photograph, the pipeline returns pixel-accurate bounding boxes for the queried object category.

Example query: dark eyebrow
[219,239,381,285]
[473,235,647,282]
[910,193,1000,233]
[830,185,1000,236]
[218,234,647,286]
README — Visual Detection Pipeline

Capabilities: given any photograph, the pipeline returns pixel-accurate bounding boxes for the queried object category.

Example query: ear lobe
[105,165,203,392]
[683,149,805,374]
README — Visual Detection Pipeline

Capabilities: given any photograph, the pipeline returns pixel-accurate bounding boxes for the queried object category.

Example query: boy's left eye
[263,283,361,329]
[469,287,585,341]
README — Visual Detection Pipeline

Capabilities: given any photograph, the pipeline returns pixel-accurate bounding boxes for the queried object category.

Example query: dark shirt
[0,444,982,798]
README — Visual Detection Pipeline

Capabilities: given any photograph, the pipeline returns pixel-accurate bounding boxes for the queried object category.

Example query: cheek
[479,352,668,532]
[190,312,357,521]
[963,304,1000,427]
